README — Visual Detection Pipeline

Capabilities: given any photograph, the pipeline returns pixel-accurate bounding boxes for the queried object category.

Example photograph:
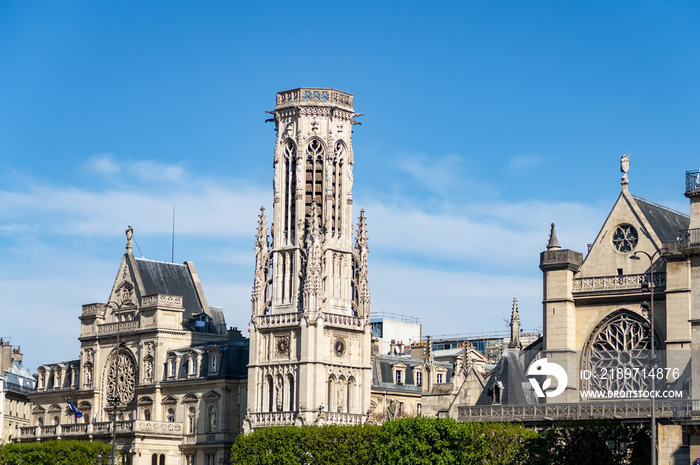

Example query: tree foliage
[0,440,116,465]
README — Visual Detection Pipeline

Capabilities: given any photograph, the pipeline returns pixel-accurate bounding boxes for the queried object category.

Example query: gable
[577,191,680,278]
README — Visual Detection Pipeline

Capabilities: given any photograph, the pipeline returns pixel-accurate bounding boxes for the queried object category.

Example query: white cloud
[83,154,122,175]
[508,154,545,173]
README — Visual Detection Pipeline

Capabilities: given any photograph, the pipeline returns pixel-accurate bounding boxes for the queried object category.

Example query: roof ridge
[135,257,187,266]
[632,195,689,219]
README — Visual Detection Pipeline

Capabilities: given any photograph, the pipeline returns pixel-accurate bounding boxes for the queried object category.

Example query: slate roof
[135,259,204,319]
[169,340,249,380]
[633,196,689,242]
[372,354,452,394]
[476,350,532,405]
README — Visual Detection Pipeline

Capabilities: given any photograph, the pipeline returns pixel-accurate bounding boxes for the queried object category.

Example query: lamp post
[105,293,132,465]
[630,248,667,465]
[606,433,630,462]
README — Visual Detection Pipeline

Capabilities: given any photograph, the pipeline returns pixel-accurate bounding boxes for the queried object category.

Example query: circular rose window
[612,224,638,253]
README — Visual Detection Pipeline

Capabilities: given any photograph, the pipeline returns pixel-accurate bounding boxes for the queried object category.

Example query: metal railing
[685,170,700,196]
[458,400,692,423]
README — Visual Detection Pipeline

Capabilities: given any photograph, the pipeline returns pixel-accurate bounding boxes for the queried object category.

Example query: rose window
[612,224,638,253]
[105,348,137,407]
[581,310,659,394]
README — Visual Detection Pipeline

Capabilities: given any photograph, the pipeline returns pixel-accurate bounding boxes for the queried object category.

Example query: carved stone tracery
[582,310,660,394]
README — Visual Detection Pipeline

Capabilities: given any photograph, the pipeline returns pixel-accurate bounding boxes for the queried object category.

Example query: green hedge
[0,440,116,465]
[231,418,650,465]
[231,418,535,465]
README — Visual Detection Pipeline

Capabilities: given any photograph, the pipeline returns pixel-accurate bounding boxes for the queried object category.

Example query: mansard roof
[372,354,452,394]
[135,258,204,319]
[633,195,689,242]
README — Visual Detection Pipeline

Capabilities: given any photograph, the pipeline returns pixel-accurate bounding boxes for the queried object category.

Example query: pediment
[391,361,407,369]
[137,396,154,406]
[161,395,178,405]
[182,393,200,403]
[107,254,145,312]
[202,390,221,401]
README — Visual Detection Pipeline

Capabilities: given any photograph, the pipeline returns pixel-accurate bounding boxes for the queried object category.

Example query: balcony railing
[276,88,354,111]
[678,229,700,250]
[458,400,691,423]
[686,170,700,196]
[573,273,665,293]
[19,420,183,440]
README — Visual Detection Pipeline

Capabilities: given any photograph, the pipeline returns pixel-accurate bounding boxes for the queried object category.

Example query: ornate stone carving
[581,310,658,394]
[104,347,137,409]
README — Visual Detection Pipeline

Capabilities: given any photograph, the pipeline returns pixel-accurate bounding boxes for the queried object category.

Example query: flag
[67,399,83,418]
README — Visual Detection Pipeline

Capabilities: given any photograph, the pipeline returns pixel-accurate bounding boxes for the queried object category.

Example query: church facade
[244,88,372,430]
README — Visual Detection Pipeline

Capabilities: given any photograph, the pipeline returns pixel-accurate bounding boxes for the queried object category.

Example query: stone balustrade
[257,312,303,328]
[248,412,298,428]
[97,320,140,334]
[573,272,666,293]
[323,313,364,330]
[141,294,183,309]
[276,88,353,110]
[324,412,366,425]
[18,420,183,441]
[82,303,106,317]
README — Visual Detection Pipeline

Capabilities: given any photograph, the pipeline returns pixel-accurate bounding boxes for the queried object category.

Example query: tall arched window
[327,375,336,413]
[283,140,297,243]
[167,408,175,423]
[332,141,345,236]
[266,376,274,412]
[287,374,295,411]
[305,139,324,225]
[347,377,355,413]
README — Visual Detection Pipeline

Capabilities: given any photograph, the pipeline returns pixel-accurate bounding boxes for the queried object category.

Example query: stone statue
[144,360,153,379]
[84,366,92,385]
[337,381,344,412]
[125,225,133,250]
[620,152,630,175]
[620,152,631,188]
[275,378,283,412]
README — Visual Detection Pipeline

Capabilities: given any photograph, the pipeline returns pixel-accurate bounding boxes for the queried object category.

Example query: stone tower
[245,88,372,431]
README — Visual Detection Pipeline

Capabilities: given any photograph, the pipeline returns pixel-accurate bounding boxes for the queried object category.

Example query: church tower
[245,88,371,430]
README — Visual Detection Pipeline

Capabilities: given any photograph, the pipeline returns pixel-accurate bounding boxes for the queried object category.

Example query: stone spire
[620,151,630,192]
[508,297,521,349]
[251,208,269,316]
[354,210,370,317]
[546,223,560,250]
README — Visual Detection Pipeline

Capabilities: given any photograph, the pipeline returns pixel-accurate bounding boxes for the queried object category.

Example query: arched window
[347,377,355,413]
[167,408,175,423]
[327,376,336,413]
[144,408,151,421]
[266,376,274,413]
[37,417,44,427]
[283,140,297,243]
[305,139,324,224]
[188,406,196,434]
[582,309,659,394]
[287,374,295,411]
[207,405,217,433]
[160,454,165,465]
[152,453,157,465]
[53,416,59,425]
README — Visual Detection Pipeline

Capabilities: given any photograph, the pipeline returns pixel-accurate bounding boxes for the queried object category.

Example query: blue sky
[1,1,698,371]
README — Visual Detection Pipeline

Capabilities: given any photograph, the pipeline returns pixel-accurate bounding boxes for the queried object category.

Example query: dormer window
[396,370,403,385]
[391,361,407,386]
[211,353,218,373]
[167,357,177,379]
[437,373,444,384]
[416,371,422,386]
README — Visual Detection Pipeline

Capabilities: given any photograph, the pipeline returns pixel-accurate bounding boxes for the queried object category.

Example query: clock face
[275,337,289,356]
[334,338,346,357]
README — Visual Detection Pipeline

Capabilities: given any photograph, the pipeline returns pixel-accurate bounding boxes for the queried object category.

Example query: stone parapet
[276,88,354,111]
[573,272,666,293]
[141,294,183,309]
[540,249,583,272]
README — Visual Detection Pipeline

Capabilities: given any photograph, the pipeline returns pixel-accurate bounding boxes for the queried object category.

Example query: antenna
[171,206,175,263]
